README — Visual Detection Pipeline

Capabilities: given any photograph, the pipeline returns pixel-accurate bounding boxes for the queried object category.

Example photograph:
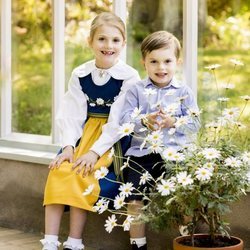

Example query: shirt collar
[143,77,182,89]
[73,59,137,80]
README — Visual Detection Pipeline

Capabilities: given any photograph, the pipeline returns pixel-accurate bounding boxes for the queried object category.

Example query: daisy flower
[161,147,178,161]
[131,106,143,120]
[139,171,152,185]
[241,151,250,164]
[122,215,134,231]
[143,88,157,98]
[195,167,213,181]
[105,215,117,233]
[240,95,250,101]
[119,183,135,197]
[229,58,244,66]
[225,157,242,168]
[201,148,221,160]
[174,116,189,128]
[114,195,125,210]
[156,179,175,196]
[94,166,109,180]
[222,107,240,120]
[221,83,235,89]
[82,184,94,196]
[205,64,221,70]
[118,123,135,137]
[176,171,194,186]
[96,98,104,105]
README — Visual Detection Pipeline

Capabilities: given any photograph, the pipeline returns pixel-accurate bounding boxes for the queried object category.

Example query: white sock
[63,236,84,250]
[130,237,147,247]
[40,235,61,250]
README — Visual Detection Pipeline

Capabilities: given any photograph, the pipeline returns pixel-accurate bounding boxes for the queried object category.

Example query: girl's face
[143,47,179,87]
[89,24,125,69]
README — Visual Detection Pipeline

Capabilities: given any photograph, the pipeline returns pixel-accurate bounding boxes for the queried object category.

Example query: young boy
[120,31,200,250]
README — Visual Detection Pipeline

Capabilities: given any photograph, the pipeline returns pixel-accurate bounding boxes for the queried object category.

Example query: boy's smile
[143,47,178,87]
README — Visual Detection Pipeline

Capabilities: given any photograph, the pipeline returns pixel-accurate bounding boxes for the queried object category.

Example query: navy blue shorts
[123,153,165,201]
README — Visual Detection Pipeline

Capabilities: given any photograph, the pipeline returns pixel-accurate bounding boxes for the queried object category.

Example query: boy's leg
[128,200,147,250]
[63,206,86,250]
[40,204,64,250]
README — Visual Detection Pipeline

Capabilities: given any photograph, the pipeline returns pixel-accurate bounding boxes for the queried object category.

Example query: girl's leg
[128,200,147,249]
[63,206,87,250]
[45,204,65,235]
[40,204,64,250]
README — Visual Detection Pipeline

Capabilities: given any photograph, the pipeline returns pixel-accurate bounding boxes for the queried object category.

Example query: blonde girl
[40,12,140,250]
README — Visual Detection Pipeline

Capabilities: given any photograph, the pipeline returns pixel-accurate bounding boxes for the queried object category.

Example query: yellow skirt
[43,116,113,211]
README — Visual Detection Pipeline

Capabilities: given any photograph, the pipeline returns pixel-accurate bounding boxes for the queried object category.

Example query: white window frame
[0,0,198,164]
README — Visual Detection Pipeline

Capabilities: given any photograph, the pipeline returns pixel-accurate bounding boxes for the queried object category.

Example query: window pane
[65,0,112,87]
[11,0,52,135]
[126,0,183,79]
[198,1,250,125]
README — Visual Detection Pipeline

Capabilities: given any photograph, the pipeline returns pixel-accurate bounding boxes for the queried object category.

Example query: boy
[120,31,200,250]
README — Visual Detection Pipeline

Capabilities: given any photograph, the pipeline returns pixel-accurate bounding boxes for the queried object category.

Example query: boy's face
[89,24,125,69]
[143,47,178,87]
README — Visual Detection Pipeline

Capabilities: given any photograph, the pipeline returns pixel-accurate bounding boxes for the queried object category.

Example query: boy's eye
[165,59,172,63]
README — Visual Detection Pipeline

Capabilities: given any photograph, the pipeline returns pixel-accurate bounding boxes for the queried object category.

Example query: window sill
[0,138,60,165]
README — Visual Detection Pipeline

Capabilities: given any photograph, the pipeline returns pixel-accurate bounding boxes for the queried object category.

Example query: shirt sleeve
[175,86,201,134]
[56,72,87,148]
[90,71,141,156]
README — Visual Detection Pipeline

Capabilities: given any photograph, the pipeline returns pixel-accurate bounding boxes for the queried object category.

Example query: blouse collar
[73,59,137,80]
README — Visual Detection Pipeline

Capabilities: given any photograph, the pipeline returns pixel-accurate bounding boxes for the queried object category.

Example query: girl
[40,12,140,250]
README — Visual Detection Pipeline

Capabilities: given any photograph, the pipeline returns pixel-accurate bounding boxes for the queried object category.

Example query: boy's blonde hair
[141,31,181,59]
[89,12,126,42]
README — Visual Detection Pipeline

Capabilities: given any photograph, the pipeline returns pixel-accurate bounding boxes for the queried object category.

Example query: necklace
[99,69,106,78]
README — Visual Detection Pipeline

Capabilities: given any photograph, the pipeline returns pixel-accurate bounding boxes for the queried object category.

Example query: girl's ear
[88,36,92,47]
[177,57,183,65]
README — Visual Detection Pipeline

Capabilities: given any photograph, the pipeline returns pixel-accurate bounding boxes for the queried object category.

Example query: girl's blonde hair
[89,12,126,42]
[141,31,181,59]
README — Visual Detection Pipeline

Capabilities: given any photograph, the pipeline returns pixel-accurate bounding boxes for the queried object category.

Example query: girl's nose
[105,40,112,49]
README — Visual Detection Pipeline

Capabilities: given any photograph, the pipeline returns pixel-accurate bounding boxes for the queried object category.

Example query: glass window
[198,0,250,123]
[65,0,112,87]
[126,0,183,79]
[11,0,52,135]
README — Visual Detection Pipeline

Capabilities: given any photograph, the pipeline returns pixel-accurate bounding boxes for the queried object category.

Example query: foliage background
[10,0,250,136]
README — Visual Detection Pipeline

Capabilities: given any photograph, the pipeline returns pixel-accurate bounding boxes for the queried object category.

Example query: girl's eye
[165,59,172,63]
[113,38,120,43]
[98,37,105,41]
[150,60,157,63]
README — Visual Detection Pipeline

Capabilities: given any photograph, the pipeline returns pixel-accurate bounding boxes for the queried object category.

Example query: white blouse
[56,59,140,156]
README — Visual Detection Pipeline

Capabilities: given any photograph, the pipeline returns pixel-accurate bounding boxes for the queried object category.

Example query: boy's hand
[72,150,99,177]
[142,112,160,131]
[49,145,74,169]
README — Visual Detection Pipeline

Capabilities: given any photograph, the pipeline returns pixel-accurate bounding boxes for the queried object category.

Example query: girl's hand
[71,150,99,177]
[49,145,74,169]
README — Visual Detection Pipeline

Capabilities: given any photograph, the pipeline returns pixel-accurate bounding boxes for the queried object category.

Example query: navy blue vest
[79,73,123,115]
